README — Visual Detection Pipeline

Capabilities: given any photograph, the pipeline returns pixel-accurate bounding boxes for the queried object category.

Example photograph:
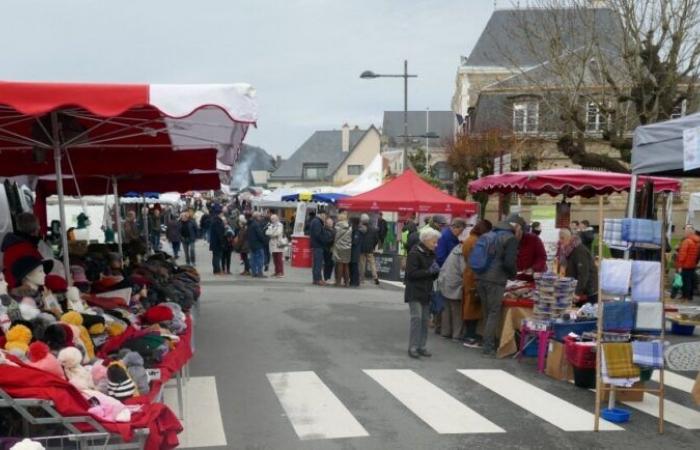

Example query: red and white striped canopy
[0,81,258,173]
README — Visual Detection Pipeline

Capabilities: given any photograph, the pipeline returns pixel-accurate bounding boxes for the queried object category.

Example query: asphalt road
[176,242,699,450]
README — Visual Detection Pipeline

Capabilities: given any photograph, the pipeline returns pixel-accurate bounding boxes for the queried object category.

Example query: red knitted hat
[45,274,68,293]
[142,305,174,324]
[26,341,65,379]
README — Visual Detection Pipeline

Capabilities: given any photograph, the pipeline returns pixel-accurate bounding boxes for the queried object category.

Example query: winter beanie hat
[107,361,139,400]
[26,341,65,379]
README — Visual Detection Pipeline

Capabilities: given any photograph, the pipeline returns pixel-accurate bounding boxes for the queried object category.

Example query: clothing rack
[593,195,667,432]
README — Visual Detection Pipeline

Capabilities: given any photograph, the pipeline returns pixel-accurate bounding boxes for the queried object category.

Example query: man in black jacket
[322,217,336,282]
[308,211,326,285]
[248,211,267,278]
[208,204,225,274]
[359,214,380,285]
[377,212,388,250]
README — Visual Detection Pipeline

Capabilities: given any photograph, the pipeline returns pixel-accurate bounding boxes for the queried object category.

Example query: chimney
[341,123,350,152]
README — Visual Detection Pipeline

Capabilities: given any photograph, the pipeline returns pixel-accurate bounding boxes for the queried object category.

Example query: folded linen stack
[621,218,662,246]
[634,302,664,332]
[600,259,632,296]
[601,344,641,387]
[630,261,661,302]
[631,340,664,368]
[603,301,636,332]
[603,219,630,250]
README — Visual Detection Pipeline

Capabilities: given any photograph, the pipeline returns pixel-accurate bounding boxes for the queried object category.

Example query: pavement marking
[459,369,623,431]
[163,376,227,448]
[651,371,695,393]
[620,393,700,429]
[266,371,370,440]
[364,369,505,434]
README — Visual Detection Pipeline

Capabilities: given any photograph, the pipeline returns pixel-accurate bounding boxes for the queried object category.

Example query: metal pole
[426,107,430,175]
[112,177,124,259]
[403,59,409,173]
[50,112,72,283]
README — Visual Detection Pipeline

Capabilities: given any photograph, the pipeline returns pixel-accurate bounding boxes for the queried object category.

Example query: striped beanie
[106,361,139,400]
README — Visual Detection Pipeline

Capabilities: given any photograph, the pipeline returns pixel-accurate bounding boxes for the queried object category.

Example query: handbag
[278,236,289,248]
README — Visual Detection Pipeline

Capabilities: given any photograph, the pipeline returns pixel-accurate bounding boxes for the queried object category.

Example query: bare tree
[489,0,700,172]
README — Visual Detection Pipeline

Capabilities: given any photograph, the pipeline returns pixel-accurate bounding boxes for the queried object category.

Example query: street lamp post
[360,59,417,172]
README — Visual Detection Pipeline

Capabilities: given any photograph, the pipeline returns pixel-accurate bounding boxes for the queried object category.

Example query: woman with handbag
[461,220,492,348]
[266,214,287,278]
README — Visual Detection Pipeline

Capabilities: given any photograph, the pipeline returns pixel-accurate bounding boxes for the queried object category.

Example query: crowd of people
[306,211,387,287]
[401,213,602,359]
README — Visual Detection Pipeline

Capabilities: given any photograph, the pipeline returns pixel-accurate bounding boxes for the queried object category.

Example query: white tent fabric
[632,112,700,175]
[337,154,383,195]
[687,193,700,228]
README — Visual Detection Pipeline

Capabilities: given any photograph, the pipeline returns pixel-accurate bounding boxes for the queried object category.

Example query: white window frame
[347,164,363,176]
[513,101,539,134]
[586,102,606,133]
[671,99,687,119]
[302,163,328,180]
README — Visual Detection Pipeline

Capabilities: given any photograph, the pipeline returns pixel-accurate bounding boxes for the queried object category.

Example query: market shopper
[266,214,286,277]
[222,221,235,275]
[234,215,251,275]
[165,214,181,259]
[332,213,352,287]
[148,208,162,251]
[436,218,466,266]
[377,212,388,249]
[359,214,380,285]
[209,204,226,275]
[350,216,362,287]
[475,213,524,357]
[405,227,441,358]
[579,220,595,251]
[248,211,267,278]
[309,211,327,285]
[322,217,336,282]
[461,220,492,348]
[517,225,548,275]
[438,242,466,341]
[179,212,197,265]
[558,227,598,304]
[676,224,700,301]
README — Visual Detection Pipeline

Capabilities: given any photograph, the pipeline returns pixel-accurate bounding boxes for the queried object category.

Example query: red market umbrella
[468,169,681,197]
[0,80,257,280]
[338,170,478,215]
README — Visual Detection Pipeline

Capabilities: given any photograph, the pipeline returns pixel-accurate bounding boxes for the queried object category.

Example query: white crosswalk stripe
[460,369,623,431]
[267,371,370,440]
[651,371,695,393]
[364,369,505,434]
[620,393,700,429]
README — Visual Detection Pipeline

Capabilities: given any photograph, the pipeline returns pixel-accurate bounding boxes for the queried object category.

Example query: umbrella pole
[51,112,72,283]
[142,196,150,254]
[112,177,124,260]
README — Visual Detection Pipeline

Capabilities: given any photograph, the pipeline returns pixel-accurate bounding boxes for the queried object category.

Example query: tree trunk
[557,134,629,173]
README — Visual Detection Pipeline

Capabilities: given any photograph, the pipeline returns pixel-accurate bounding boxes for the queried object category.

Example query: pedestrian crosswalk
[266,369,699,440]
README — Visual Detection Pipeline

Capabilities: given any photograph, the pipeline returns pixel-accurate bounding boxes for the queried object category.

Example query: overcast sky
[0,0,495,157]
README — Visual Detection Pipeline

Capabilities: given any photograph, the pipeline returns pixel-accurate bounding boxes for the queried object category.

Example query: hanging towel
[631,261,662,302]
[603,218,630,250]
[621,218,662,246]
[603,342,641,378]
[601,346,641,387]
[600,259,632,296]
[603,301,636,332]
[632,340,664,368]
[634,302,664,332]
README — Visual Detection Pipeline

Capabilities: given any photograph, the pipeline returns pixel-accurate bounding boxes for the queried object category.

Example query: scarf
[558,235,581,266]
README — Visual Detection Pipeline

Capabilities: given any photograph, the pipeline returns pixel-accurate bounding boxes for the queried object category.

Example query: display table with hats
[1,238,200,449]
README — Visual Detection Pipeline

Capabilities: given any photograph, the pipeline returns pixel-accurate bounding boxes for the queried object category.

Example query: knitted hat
[81,313,106,335]
[41,323,69,351]
[10,255,53,288]
[45,274,68,293]
[4,324,32,355]
[9,439,45,450]
[107,361,138,400]
[26,341,65,379]
[70,265,89,284]
[61,311,84,327]
[142,305,174,324]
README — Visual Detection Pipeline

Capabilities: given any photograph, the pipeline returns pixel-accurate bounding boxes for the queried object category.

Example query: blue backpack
[469,230,507,274]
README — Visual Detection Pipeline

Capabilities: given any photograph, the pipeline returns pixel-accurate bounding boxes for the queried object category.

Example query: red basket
[564,336,597,369]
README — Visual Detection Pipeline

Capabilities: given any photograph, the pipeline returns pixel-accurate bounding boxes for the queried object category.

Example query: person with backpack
[405,227,442,358]
[470,213,524,357]
[222,221,235,275]
[461,220,492,348]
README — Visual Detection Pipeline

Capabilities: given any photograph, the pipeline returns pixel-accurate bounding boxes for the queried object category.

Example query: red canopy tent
[468,168,681,197]
[0,81,257,279]
[338,170,478,215]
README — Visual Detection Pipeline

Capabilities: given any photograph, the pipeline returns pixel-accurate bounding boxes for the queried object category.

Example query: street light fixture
[360,60,417,172]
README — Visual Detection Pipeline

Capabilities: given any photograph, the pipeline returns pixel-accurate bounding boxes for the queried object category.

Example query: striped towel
[603,219,630,250]
[632,340,664,368]
[621,219,662,246]
[603,343,640,378]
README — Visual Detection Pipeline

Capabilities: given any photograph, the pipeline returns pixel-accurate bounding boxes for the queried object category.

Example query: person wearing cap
[476,213,524,357]
[517,222,548,277]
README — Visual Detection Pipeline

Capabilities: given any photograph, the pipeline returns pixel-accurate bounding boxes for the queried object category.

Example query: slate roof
[230,144,276,190]
[465,7,620,68]
[382,111,455,144]
[269,127,375,181]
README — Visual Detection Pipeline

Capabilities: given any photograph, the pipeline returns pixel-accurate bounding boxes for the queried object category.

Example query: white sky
[0,0,496,157]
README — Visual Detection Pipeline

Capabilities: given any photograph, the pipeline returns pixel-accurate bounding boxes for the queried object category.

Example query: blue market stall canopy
[281,192,349,204]
[124,192,160,199]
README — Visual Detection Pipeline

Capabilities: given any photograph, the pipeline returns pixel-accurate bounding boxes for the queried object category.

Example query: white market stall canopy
[632,112,700,176]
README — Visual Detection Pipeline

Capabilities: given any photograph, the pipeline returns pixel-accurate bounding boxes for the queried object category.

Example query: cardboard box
[602,382,645,402]
[545,340,573,381]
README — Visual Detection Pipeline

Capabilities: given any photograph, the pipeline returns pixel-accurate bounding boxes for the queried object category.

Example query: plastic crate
[521,336,539,357]
[564,337,597,369]
[573,367,596,388]
[551,320,597,342]
[670,321,696,336]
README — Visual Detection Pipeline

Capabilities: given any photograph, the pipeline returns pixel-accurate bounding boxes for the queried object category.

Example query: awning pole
[51,112,72,283]
[112,177,124,259]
